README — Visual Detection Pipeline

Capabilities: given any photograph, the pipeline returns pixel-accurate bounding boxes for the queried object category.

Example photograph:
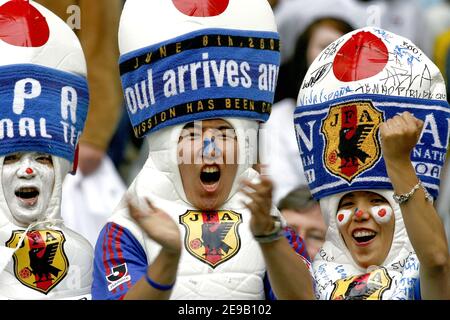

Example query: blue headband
[294,94,450,200]
[119,28,280,138]
[0,64,89,162]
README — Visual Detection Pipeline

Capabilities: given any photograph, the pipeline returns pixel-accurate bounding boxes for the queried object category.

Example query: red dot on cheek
[378,209,386,217]
[337,214,345,222]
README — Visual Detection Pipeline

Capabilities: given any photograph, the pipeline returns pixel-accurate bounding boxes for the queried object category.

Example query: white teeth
[202,167,219,173]
[353,230,376,238]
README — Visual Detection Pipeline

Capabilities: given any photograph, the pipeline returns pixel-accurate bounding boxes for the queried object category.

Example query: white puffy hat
[293,27,450,268]
[119,0,280,204]
[295,26,449,201]
[0,0,89,225]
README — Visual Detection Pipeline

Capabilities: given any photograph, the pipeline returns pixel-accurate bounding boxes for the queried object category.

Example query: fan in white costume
[294,26,450,299]
[92,0,313,300]
[0,0,92,299]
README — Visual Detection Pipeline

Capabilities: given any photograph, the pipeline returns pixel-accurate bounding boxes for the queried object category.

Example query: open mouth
[200,165,221,192]
[15,187,40,207]
[352,229,377,245]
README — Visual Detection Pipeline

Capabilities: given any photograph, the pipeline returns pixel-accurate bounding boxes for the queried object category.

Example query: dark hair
[275,17,354,102]
[278,185,318,211]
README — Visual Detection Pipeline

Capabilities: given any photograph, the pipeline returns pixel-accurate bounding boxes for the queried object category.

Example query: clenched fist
[380,111,424,163]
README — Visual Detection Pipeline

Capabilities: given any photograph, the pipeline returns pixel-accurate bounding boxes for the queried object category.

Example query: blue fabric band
[0,64,89,162]
[119,28,280,138]
[294,94,450,200]
[145,273,175,291]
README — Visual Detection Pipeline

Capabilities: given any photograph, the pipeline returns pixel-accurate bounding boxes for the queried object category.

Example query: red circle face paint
[0,0,50,47]
[25,168,33,174]
[378,208,386,217]
[355,210,364,218]
[333,31,388,82]
[337,213,344,222]
[172,0,229,17]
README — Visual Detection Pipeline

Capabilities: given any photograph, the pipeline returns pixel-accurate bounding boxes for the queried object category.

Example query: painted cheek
[370,205,393,224]
[336,209,352,227]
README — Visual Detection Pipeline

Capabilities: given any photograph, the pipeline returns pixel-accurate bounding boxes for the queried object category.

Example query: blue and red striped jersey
[91,223,310,300]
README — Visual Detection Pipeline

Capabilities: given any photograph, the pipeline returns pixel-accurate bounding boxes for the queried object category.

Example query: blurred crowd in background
[37,0,450,258]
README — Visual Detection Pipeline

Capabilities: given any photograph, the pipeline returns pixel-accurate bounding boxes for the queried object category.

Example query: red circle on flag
[0,0,50,47]
[333,31,388,82]
[172,0,229,17]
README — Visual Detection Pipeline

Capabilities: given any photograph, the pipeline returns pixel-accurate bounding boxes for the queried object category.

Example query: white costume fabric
[314,189,420,300]
[294,27,449,299]
[0,0,92,299]
[91,0,308,300]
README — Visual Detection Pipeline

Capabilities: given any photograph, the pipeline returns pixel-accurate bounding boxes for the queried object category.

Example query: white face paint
[370,205,393,224]
[2,152,55,225]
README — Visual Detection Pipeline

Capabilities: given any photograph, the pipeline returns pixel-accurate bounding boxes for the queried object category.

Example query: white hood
[0,0,87,227]
[142,118,259,206]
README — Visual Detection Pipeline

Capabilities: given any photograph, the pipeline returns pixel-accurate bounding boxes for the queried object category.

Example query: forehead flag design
[0,0,50,47]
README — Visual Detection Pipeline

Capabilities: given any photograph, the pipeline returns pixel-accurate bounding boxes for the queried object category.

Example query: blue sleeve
[92,222,148,300]
[283,227,311,262]
[264,227,312,300]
